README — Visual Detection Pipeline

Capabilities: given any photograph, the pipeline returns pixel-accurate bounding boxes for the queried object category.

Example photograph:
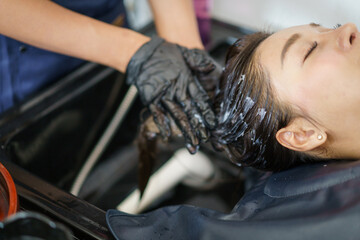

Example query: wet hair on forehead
[211,32,317,171]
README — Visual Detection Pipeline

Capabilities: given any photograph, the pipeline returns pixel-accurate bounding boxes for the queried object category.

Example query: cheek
[292,56,359,124]
[292,62,346,113]
[302,55,348,95]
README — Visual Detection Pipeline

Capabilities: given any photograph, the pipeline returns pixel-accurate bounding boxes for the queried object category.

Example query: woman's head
[212,23,360,171]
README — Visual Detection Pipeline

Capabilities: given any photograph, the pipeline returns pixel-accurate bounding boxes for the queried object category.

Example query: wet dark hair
[210,32,317,171]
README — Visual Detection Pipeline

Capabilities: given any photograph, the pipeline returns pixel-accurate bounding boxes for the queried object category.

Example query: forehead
[258,25,306,58]
[257,24,311,75]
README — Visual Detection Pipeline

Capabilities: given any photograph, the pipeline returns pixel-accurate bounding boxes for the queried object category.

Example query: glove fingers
[188,80,217,129]
[180,47,222,93]
[181,98,209,143]
[148,103,171,141]
[182,48,216,73]
[161,98,199,154]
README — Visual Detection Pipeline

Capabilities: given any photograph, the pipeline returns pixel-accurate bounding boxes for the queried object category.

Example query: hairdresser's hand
[126,37,217,153]
[180,47,222,97]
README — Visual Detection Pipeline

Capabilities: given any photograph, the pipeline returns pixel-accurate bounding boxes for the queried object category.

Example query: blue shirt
[0,0,125,113]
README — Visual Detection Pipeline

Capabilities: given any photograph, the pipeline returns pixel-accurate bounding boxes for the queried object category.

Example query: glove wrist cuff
[126,36,165,85]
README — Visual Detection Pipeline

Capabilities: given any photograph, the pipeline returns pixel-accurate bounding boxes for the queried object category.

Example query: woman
[211,22,359,171]
[137,22,359,193]
[119,22,360,240]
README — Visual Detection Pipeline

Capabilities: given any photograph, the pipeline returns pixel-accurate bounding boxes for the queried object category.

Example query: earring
[317,134,323,140]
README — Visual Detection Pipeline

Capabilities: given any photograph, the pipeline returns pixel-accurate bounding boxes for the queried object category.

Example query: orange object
[0,162,18,221]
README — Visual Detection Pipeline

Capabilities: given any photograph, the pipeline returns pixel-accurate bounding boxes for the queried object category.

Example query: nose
[336,23,358,50]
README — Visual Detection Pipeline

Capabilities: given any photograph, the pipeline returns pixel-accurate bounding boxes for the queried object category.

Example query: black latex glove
[127,37,220,153]
[181,47,222,98]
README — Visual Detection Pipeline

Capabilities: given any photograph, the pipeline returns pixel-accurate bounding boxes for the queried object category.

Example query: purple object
[193,0,211,48]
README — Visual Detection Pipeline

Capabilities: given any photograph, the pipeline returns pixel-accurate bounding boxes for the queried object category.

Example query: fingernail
[186,143,199,154]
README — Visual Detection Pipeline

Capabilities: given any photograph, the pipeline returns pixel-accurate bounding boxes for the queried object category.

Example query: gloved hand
[126,37,220,153]
[180,47,222,98]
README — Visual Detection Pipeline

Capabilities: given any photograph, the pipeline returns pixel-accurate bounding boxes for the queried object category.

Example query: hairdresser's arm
[0,0,149,72]
[148,0,204,49]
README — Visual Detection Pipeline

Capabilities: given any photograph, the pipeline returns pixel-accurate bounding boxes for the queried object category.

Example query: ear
[276,117,326,152]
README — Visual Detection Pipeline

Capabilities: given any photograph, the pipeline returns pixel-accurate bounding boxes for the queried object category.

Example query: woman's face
[258,23,360,157]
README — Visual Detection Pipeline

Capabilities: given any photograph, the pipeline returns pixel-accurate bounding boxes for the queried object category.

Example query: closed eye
[304,41,317,61]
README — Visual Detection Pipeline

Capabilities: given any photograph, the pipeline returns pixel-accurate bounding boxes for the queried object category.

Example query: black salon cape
[106,160,360,240]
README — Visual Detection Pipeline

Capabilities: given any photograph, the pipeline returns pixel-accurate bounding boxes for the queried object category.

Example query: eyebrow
[280,23,322,67]
[281,33,301,67]
[309,22,321,27]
